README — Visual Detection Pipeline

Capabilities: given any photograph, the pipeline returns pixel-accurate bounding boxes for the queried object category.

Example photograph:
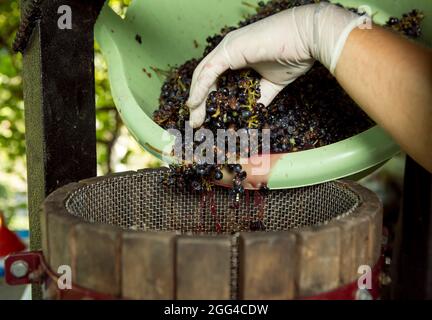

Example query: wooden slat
[43,182,83,271]
[332,218,357,285]
[343,181,383,266]
[239,231,297,299]
[122,231,176,299]
[361,197,383,266]
[363,203,383,266]
[334,214,370,286]
[71,223,122,296]
[350,214,370,271]
[296,224,341,297]
[47,211,81,272]
[176,235,232,300]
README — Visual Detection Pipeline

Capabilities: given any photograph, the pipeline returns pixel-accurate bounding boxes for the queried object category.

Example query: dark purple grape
[233,164,242,174]
[238,171,247,181]
[238,91,247,104]
[250,220,266,231]
[241,109,252,120]
[191,180,202,192]
[214,170,223,180]
[195,165,207,176]
[220,87,229,97]
[233,185,244,194]
[388,17,399,25]
[233,178,242,187]
[207,104,217,114]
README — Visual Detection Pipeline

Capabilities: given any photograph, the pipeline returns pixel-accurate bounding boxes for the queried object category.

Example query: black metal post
[392,157,432,299]
[21,0,104,298]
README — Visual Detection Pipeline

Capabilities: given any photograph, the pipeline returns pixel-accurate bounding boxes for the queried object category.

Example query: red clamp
[5,251,45,285]
[5,251,117,299]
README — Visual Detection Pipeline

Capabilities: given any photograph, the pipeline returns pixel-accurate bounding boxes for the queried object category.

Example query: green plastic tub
[94,0,431,189]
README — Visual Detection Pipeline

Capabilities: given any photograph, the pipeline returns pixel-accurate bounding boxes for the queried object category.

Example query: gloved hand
[187,2,369,128]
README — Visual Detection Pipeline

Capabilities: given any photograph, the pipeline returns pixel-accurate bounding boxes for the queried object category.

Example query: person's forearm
[335,26,432,172]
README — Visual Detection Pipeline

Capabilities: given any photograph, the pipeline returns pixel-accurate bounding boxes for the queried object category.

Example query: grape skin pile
[153,0,424,196]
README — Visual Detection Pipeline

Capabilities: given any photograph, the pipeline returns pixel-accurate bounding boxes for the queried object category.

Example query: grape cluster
[153,59,197,129]
[386,10,425,39]
[154,63,255,195]
[205,69,262,131]
[153,0,424,196]
[163,162,248,196]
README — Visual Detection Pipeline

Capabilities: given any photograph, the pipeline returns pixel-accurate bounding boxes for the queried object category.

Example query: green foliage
[0,0,160,222]
[0,0,24,175]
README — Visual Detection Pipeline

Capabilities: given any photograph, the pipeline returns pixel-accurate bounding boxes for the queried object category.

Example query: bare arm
[187,3,432,174]
[336,26,432,172]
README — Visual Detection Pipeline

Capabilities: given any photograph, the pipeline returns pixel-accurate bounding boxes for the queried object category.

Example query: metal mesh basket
[65,168,360,234]
[61,168,365,299]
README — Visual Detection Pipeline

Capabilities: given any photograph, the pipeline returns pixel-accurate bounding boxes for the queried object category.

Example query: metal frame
[392,158,432,299]
[4,251,383,300]
[21,0,104,298]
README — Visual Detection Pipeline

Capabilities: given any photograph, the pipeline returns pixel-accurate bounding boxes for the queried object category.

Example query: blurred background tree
[0,0,161,228]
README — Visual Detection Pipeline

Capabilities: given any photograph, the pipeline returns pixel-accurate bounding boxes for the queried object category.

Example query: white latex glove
[187,2,369,128]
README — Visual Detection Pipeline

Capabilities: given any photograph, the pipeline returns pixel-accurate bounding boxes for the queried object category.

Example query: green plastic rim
[95,0,431,189]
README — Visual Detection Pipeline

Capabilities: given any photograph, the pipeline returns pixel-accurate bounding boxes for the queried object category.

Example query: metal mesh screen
[65,168,360,234]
